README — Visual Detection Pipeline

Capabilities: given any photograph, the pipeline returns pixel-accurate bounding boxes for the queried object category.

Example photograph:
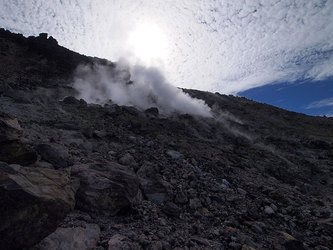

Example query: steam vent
[0,29,332,250]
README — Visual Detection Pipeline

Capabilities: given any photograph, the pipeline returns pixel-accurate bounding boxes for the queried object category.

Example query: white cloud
[306,97,333,109]
[0,0,332,94]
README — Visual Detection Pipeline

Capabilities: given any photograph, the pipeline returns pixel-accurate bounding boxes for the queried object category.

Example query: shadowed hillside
[0,29,332,250]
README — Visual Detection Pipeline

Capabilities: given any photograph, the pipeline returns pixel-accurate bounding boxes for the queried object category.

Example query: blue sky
[0,0,332,116]
[239,77,333,117]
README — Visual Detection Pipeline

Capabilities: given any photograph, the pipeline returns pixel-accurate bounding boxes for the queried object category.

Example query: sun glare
[127,23,169,65]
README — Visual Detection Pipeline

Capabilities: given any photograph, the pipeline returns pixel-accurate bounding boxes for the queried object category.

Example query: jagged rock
[37,224,100,250]
[0,163,75,249]
[108,234,141,250]
[36,143,70,168]
[72,162,141,215]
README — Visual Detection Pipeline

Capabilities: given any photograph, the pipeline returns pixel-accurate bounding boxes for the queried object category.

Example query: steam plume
[72,62,212,117]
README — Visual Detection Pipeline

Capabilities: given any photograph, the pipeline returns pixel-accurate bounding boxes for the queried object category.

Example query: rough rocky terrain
[0,29,332,250]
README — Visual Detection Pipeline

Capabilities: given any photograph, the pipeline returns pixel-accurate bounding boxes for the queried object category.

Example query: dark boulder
[72,162,142,215]
[0,163,75,249]
[36,143,71,168]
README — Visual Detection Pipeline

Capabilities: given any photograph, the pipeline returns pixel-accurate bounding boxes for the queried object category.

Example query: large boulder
[0,113,37,165]
[36,143,71,168]
[0,162,75,250]
[38,224,100,250]
[72,162,142,215]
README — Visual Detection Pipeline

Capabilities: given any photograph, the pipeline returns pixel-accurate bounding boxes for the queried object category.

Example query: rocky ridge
[0,29,332,250]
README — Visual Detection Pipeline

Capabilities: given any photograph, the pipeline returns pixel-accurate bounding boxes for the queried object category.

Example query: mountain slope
[0,29,332,250]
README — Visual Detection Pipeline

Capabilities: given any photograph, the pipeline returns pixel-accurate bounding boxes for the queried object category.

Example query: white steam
[72,62,212,117]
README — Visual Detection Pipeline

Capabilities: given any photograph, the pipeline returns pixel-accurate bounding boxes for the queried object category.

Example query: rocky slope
[0,29,332,250]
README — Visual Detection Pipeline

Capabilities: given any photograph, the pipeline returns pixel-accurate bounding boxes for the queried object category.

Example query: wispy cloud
[1,0,332,94]
[306,97,333,109]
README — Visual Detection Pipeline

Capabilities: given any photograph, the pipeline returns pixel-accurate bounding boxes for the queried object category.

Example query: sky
[0,0,333,116]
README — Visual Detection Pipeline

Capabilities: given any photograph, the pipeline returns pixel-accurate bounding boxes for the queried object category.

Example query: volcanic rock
[0,162,75,249]
[36,143,70,168]
[0,29,332,250]
[37,224,100,250]
[72,162,141,215]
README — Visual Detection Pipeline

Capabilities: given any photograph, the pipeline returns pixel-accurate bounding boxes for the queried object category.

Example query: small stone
[189,198,202,210]
[264,206,275,215]
[174,191,188,205]
[166,150,182,159]
[270,203,278,211]
[145,107,159,117]
[222,179,230,186]
[237,188,247,195]
[229,242,242,250]
[118,153,136,166]
[251,223,263,233]
[158,218,167,226]
[163,202,180,218]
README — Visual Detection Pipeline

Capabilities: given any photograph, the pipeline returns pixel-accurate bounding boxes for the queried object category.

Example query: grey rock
[189,198,202,210]
[0,163,75,249]
[264,206,275,215]
[38,224,100,250]
[237,188,247,195]
[166,150,182,159]
[137,164,172,203]
[174,191,188,205]
[163,202,181,218]
[108,234,141,250]
[36,143,70,168]
[119,152,136,166]
[72,162,141,215]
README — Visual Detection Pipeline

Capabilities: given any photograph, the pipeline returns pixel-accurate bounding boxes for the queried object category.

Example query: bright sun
[127,23,169,65]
